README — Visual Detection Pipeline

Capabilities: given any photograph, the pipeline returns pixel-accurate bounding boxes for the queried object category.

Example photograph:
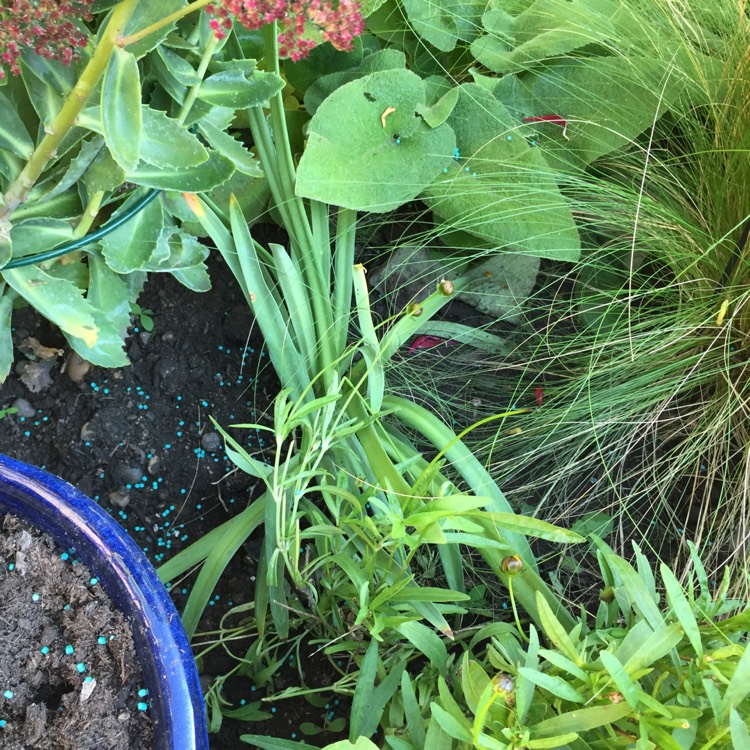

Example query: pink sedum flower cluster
[0,0,93,79]
[206,0,365,61]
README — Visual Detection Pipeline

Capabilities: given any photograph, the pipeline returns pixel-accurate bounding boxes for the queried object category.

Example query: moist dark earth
[0,514,153,749]
[0,253,351,748]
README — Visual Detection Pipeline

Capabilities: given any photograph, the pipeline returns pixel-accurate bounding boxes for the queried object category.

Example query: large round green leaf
[296,69,455,213]
[422,84,580,261]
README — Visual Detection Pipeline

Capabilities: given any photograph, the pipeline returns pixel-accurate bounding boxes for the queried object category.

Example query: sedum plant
[0,0,361,380]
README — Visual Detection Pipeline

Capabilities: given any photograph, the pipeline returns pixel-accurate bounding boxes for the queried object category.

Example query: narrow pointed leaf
[0,291,13,383]
[519,667,584,703]
[101,46,142,172]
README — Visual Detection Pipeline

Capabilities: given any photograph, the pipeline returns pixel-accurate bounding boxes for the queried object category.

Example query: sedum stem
[0,0,139,227]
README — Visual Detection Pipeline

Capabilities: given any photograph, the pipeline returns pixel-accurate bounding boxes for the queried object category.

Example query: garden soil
[0,514,153,749]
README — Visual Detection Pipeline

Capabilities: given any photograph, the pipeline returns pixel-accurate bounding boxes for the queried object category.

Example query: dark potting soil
[0,514,152,749]
[0,252,353,748]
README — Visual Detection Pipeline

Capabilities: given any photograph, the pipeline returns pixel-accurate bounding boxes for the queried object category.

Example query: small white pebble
[80,677,97,702]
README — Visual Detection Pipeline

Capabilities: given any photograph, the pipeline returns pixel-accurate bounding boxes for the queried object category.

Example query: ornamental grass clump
[383,0,750,593]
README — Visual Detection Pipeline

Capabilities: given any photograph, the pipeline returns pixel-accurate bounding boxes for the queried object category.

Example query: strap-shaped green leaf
[394,620,448,677]
[536,592,582,665]
[723,640,750,716]
[731,708,750,749]
[401,671,426,750]
[0,290,13,383]
[518,667,585,703]
[101,46,142,172]
[531,702,631,737]
[660,563,703,659]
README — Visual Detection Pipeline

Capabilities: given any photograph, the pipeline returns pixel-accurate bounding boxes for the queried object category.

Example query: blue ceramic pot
[0,453,209,750]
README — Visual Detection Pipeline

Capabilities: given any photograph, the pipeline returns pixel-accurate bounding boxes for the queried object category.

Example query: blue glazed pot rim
[0,453,208,750]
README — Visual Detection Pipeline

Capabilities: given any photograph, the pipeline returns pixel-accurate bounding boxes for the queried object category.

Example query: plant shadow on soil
[0,250,351,748]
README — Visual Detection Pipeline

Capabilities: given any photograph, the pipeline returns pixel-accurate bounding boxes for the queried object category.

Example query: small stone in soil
[201,431,222,452]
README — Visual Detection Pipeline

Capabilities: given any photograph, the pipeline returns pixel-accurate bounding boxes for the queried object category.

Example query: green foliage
[422,84,580,261]
[297,68,456,213]
[317,545,750,750]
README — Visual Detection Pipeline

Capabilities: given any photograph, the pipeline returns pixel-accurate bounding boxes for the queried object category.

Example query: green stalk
[177,33,219,125]
[73,190,105,239]
[333,208,357,357]
[256,23,337,385]
[0,0,139,227]
[118,0,212,46]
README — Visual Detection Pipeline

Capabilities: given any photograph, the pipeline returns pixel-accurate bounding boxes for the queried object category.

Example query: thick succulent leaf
[297,69,455,213]
[62,255,129,367]
[196,69,285,109]
[101,46,142,172]
[171,263,211,292]
[149,51,187,105]
[140,107,208,169]
[155,45,201,86]
[198,120,263,177]
[126,150,235,192]
[3,265,99,347]
[10,218,74,260]
[0,89,34,159]
[120,0,187,58]
[422,84,580,260]
[21,61,64,128]
[0,290,13,383]
[100,195,166,273]
[82,147,126,193]
[149,227,208,271]
[101,195,209,274]
[21,49,78,96]
[45,137,105,200]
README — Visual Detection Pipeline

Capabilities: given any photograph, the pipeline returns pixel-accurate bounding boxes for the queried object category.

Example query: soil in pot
[0,513,153,748]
